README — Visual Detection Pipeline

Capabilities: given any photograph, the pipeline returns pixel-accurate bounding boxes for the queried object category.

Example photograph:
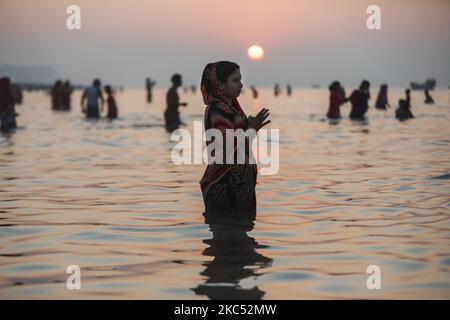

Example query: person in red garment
[327,81,344,119]
[199,61,271,220]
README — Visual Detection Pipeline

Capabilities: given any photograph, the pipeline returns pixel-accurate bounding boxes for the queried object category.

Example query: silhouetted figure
[191,85,197,94]
[0,77,18,132]
[286,83,292,96]
[191,216,272,300]
[250,85,258,99]
[405,88,412,108]
[274,83,281,96]
[81,79,104,119]
[60,80,73,111]
[424,89,434,104]
[395,99,414,121]
[50,80,62,110]
[200,61,270,219]
[348,80,370,120]
[105,85,118,120]
[375,84,390,110]
[164,74,187,132]
[145,78,156,103]
[327,81,343,119]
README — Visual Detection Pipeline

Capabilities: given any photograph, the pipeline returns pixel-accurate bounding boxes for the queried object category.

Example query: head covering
[200,62,244,117]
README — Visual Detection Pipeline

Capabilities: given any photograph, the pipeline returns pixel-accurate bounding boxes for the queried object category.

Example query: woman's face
[220,68,243,99]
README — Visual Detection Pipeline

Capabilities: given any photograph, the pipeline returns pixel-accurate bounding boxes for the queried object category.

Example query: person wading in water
[199,61,271,221]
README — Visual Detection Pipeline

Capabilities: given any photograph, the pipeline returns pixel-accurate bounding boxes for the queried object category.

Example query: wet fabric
[199,63,257,219]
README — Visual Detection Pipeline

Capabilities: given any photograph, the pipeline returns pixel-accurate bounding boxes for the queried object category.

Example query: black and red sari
[199,63,257,220]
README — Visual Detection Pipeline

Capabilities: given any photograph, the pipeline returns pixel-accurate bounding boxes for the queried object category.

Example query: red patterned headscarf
[200,62,245,116]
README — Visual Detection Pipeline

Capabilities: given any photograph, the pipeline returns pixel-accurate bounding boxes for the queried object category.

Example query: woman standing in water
[375,84,390,110]
[200,61,271,220]
[326,81,344,119]
[348,80,371,120]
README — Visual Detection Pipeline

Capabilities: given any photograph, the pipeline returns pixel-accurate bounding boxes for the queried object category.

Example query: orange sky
[0,0,449,86]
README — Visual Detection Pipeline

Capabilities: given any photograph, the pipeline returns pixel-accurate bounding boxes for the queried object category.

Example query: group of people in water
[49,78,118,120]
[48,74,191,131]
[273,83,292,97]
[48,74,190,130]
[80,79,117,120]
[50,80,73,111]
[0,64,448,222]
[326,80,436,121]
[1,71,444,136]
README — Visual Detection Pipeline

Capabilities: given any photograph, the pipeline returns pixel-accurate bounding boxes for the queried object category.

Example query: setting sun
[247,45,264,60]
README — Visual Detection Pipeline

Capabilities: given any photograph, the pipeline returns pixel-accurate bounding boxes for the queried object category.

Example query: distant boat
[311,84,321,89]
[410,78,436,90]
